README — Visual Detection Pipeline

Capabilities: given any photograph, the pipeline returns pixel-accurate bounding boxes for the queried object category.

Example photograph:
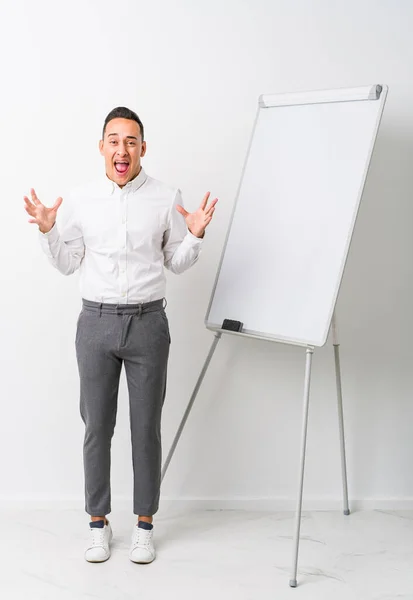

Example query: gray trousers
[75,298,170,517]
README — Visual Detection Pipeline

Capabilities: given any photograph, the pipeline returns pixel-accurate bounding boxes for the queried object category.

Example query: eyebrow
[108,133,138,140]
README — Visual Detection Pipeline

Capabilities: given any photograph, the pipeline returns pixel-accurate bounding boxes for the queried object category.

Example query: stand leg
[289,346,314,588]
[332,315,350,516]
[161,331,222,482]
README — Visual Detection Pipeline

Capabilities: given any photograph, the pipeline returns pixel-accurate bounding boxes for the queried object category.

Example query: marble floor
[0,507,412,600]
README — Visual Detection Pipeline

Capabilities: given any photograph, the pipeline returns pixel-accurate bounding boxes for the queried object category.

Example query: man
[23,107,217,564]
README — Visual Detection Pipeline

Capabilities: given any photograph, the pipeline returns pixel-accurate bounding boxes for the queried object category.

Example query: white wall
[1,0,412,511]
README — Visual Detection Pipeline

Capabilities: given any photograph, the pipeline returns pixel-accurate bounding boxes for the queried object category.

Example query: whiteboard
[205,85,388,347]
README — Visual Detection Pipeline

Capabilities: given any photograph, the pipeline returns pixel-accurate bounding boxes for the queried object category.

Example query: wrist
[39,222,55,234]
[189,228,205,239]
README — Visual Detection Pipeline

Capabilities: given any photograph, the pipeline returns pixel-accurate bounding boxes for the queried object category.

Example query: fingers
[205,198,218,216]
[197,208,216,237]
[52,196,63,211]
[24,192,62,223]
[23,195,35,209]
[206,207,216,222]
[31,188,41,205]
[24,192,40,216]
[179,194,217,218]
[24,202,37,217]
[200,192,210,211]
[176,204,189,218]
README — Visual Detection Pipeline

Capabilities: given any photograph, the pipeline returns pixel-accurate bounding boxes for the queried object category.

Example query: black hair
[102,106,144,140]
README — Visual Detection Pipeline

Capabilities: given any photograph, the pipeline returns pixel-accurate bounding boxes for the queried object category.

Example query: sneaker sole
[129,554,156,564]
[85,554,111,563]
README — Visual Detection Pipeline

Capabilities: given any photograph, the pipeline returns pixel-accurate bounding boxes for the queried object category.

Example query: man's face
[99,118,146,187]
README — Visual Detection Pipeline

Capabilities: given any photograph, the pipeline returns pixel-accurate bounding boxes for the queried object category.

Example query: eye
[128,141,136,146]
[109,140,117,145]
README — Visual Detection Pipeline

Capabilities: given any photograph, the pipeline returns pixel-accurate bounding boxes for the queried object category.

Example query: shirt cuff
[185,228,204,244]
[39,223,60,243]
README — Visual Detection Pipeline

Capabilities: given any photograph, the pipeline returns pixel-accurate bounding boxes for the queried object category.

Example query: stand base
[344,509,350,516]
[289,579,297,588]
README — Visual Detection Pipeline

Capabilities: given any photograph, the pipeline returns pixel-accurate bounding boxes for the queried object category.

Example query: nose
[116,143,128,156]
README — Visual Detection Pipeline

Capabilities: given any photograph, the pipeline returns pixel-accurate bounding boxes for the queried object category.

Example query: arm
[162,190,204,274]
[39,208,85,276]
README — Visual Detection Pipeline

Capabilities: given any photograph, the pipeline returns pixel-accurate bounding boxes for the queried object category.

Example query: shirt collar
[104,167,148,195]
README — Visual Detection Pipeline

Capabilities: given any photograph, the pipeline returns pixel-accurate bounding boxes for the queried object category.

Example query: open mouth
[114,161,130,175]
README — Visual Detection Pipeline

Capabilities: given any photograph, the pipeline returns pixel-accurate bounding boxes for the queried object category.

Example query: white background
[1,0,412,512]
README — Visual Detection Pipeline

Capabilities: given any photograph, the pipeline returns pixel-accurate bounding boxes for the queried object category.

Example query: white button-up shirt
[39,168,203,303]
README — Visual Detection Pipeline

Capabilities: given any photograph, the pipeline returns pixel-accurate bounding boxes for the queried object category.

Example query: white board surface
[205,85,387,347]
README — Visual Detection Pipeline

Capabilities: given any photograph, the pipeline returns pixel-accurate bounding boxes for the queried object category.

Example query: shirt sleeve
[162,189,203,274]
[38,194,85,276]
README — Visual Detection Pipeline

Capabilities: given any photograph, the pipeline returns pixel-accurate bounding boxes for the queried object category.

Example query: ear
[99,139,104,155]
[141,141,147,158]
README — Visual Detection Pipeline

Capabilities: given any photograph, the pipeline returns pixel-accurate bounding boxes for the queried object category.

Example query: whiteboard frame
[205,84,388,347]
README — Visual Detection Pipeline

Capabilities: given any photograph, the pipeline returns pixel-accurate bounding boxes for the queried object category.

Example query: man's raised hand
[23,188,63,234]
[176,192,218,238]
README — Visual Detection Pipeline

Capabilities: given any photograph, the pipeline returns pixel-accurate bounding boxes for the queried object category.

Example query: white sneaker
[85,519,113,563]
[129,522,156,563]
